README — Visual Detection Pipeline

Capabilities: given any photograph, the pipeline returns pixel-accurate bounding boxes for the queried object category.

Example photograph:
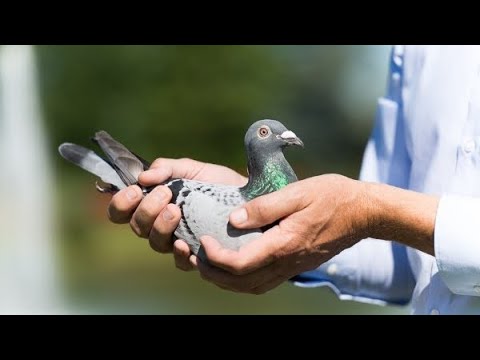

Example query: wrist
[361,181,439,255]
[361,181,386,239]
[331,177,377,244]
[355,180,380,240]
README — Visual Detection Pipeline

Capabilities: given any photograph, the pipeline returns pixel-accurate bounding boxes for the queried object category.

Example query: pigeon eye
[258,126,270,138]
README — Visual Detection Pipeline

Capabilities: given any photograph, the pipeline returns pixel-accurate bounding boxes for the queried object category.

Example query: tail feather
[58,143,126,190]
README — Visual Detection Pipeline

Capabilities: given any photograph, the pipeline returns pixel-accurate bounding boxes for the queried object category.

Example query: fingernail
[189,255,197,267]
[126,188,139,202]
[231,208,248,224]
[163,209,174,221]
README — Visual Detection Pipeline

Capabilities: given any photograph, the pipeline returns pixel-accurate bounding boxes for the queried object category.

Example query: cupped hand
[193,174,371,294]
[107,158,247,270]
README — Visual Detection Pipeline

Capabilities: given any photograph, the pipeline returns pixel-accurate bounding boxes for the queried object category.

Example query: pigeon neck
[240,150,297,200]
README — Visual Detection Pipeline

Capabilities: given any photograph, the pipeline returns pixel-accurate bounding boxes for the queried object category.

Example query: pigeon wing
[92,130,145,186]
[175,181,262,257]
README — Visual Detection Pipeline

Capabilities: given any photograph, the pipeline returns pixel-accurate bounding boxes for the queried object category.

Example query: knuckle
[251,200,269,223]
[150,158,166,169]
[291,184,304,199]
[141,201,161,219]
[149,238,171,253]
[178,157,194,163]
[178,158,199,171]
[255,198,269,213]
[329,173,344,182]
[230,258,249,275]
[289,185,307,208]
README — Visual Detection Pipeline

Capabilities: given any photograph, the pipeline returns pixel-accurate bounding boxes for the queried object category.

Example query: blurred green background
[30,45,406,314]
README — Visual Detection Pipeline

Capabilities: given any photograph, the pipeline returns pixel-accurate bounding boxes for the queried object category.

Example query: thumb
[230,183,305,229]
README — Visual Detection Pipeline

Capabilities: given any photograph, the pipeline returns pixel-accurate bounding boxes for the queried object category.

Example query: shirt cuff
[435,194,480,296]
[290,271,393,306]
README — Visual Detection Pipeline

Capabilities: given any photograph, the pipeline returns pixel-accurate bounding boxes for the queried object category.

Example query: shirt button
[463,139,476,154]
[474,285,480,294]
[393,54,403,67]
[430,309,440,315]
[327,263,338,276]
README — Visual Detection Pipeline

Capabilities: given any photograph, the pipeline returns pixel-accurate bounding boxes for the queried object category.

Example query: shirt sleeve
[291,45,416,305]
[435,195,480,296]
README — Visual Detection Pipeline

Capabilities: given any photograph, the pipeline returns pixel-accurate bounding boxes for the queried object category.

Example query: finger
[138,168,172,186]
[196,256,279,293]
[148,203,182,253]
[139,158,204,186]
[250,275,288,295]
[214,283,236,292]
[229,183,306,229]
[130,186,172,238]
[189,254,198,267]
[200,226,287,275]
[173,240,196,271]
[107,185,143,224]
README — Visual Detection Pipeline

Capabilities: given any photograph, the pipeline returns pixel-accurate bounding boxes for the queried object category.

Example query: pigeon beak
[278,130,304,148]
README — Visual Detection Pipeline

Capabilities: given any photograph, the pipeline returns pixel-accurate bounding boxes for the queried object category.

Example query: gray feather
[167,180,262,261]
[58,143,126,190]
[92,131,145,186]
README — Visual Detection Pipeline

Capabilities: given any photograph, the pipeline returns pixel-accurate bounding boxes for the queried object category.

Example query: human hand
[107,158,247,270]
[192,174,371,294]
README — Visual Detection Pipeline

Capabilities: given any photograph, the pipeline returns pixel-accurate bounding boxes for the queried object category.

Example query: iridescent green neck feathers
[240,155,297,200]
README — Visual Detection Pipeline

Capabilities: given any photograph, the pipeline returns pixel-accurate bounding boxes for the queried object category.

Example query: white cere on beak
[280,130,297,140]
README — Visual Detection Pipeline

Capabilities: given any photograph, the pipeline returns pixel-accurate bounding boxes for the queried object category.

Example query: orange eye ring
[258,126,270,138]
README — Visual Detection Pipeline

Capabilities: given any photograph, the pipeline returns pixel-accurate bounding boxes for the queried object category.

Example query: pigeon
[58,119,304,261]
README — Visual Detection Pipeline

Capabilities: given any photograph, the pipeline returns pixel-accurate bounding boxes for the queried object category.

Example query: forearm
[364,182,439,256]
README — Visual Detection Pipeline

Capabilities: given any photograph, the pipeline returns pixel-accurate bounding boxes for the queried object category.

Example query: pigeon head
[241,119,303,200]
[244,119,304,154]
